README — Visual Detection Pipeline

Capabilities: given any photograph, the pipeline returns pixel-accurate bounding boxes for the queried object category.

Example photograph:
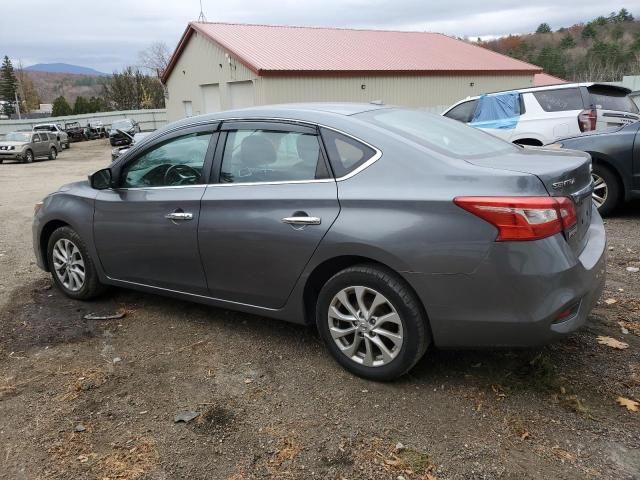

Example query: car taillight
[454,196,577,241]
[578,108,597,132]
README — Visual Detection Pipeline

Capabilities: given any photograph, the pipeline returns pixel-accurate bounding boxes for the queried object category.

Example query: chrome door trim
[206,179,335,188]
[105,276,279,312]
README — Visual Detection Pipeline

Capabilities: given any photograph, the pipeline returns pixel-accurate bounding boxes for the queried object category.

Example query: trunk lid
[464,146,593,254]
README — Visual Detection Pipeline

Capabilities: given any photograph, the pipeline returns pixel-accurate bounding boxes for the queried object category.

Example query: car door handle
[165,212,193,221]
[281,216,321,226]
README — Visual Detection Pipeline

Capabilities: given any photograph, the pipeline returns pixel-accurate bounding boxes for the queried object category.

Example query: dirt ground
[0,141,639,480]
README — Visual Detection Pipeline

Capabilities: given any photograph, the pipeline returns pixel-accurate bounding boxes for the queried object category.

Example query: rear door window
[444,100,478,123]
[320,128,376,177]
[532,88,584,112]
[220,129,324,183]
[587,86,638,113]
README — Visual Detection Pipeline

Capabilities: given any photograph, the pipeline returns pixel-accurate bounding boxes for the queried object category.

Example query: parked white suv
[443,83,639,146]
[33,123,70,150]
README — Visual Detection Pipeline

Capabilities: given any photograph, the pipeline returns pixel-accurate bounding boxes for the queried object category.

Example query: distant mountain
[25,63,108,76]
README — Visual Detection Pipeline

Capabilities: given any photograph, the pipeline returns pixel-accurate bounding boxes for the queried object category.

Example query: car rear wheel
[48,147,57,160]
[24,149,34,163]
[592,164,620,217]
[47,226,105,300]
[316,264,430,381]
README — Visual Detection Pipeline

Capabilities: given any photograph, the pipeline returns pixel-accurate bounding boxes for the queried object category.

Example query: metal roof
[162,22,542,83]
[533,73,568,86]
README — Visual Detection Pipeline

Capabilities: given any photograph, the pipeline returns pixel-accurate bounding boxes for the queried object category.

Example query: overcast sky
[2,0,639,72]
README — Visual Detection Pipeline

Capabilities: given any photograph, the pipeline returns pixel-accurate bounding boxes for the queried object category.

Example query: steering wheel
[163,164,200,186]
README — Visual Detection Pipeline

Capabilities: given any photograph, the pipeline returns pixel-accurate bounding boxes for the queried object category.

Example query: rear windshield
[34,125,54,131]
[356,108,517,158]
[587,86,638,113]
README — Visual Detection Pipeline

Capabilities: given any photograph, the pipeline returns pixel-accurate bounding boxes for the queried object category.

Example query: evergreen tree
[51,96,72,117]
[0,56,18,116]
[536,23,552,34]
[582,23,597,40]
[559,34,576,49]
[73,96,90,114]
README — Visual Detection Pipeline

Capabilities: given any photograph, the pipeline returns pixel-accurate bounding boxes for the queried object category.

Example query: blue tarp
[470,92,520,130]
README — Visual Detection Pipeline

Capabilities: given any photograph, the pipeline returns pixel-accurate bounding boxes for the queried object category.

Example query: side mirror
[89,168,113,190]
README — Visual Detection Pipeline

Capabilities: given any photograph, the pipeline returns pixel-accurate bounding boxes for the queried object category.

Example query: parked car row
[443,82,640,216]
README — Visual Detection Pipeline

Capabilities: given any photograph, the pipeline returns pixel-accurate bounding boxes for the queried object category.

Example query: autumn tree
[15,63,40,112]
[138,42,171,78]
[105,66,165,110]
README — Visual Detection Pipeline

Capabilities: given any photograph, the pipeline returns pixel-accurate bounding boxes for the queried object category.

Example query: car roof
[166,102,391,130]
[446,82,632,109]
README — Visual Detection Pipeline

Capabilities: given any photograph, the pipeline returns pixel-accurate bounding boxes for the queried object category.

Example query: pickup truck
[64,121,85,142]
[33,123,70,149]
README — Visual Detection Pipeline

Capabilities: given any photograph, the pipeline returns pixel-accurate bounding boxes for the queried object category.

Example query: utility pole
[14,91,21,120]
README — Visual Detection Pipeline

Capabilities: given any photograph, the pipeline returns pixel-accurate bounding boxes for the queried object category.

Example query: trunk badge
[552,178,575,189]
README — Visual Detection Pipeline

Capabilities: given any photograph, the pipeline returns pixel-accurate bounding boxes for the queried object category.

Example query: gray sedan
[33,104,606,381]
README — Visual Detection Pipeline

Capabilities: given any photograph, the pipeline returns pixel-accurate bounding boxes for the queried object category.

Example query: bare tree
[138,42,171,78]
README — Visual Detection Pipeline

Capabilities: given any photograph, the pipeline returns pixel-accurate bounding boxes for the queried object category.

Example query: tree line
[479,8,640,82]
[1,43,169,118]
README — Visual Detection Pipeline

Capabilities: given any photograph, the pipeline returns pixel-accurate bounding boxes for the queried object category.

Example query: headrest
[240,135,276,167]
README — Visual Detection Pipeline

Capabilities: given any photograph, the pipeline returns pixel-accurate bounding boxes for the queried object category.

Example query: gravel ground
[0,141,639,480]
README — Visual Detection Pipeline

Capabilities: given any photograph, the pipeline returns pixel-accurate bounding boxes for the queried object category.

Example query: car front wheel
[47,226,104,300]
[24,149,34,163]
[316,264,430,381]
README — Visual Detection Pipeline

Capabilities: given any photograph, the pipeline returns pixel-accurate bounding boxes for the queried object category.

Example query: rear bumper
[406,205,606,348]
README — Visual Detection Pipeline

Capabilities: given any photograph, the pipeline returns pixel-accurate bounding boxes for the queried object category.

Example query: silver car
[0,131,59,164]
[33,104,606,380]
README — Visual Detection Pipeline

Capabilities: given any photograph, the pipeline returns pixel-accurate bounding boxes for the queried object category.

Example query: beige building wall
[165,32,535,121]
[165,31,260,121]
[260,74,534,111]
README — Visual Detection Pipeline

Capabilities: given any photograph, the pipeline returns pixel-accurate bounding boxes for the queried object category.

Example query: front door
[198,121,340,309]
[94,125,218,294]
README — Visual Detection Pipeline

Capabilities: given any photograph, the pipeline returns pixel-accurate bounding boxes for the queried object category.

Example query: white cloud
[1,0,638,71]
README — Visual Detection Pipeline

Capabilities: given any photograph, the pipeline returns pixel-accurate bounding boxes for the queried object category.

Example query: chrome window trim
[116,116,383,189]
[215,117,383,185]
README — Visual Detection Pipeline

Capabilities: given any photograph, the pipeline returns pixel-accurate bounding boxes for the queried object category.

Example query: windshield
[112,120,133,130]
[6,132,32,142]
[357,108,518,158]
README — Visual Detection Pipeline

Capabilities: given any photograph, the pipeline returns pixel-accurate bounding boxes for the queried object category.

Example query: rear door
[198,120,339,309]
[529,87,585,141]
[585,85,640,130]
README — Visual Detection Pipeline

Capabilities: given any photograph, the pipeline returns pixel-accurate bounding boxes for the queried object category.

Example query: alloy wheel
[592,173,607,209]
[52,238,86,292]
[328,286,404,367]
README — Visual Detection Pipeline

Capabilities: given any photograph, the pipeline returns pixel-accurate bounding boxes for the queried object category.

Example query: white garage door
[229,81,255,109]
[201,84,221,113]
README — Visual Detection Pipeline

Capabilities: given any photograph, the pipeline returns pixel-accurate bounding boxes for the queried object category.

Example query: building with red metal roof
[163,22,543,120]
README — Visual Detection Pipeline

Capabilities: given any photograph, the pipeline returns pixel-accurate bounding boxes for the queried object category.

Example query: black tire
[592,164,621,217]
[48,147,57,160]
[47,226,105,300]
[24,149,34,163]
[316,264,430,381]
